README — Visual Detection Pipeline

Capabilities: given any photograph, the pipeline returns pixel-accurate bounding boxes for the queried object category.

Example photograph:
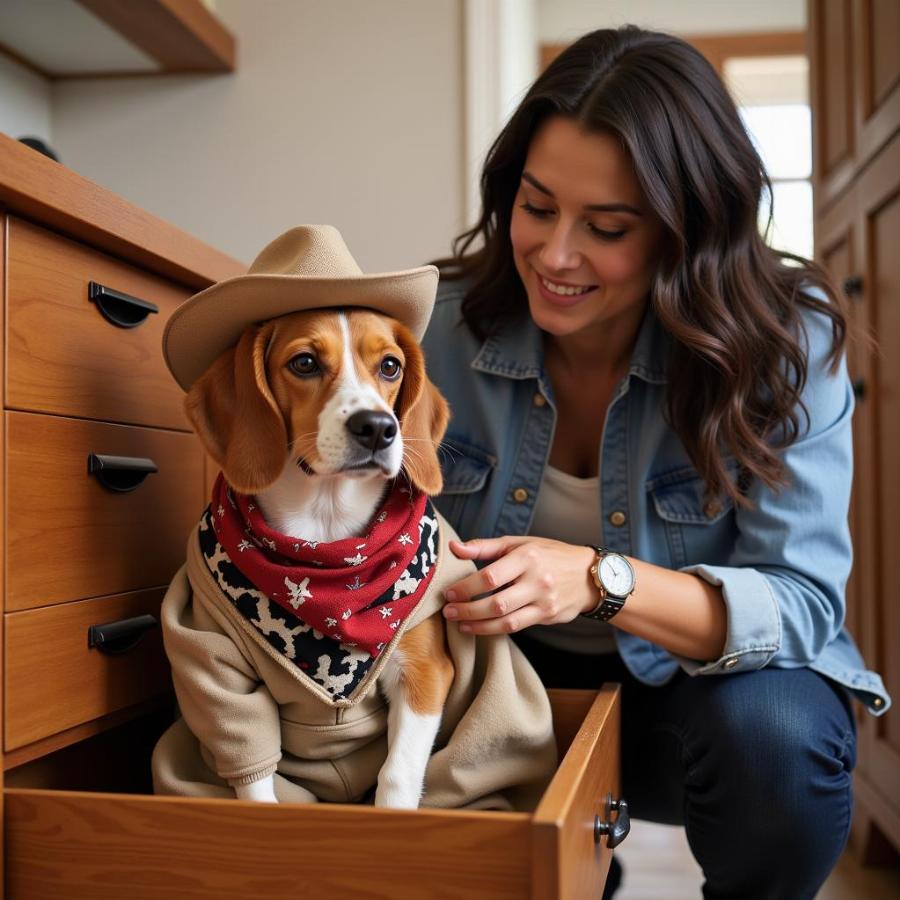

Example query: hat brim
[163,266,439,391]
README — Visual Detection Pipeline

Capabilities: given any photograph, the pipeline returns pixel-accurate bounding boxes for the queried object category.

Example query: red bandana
[210,473,437,658]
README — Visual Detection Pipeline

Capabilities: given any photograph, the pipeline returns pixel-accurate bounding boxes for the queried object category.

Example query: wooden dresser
[0,133,624,898]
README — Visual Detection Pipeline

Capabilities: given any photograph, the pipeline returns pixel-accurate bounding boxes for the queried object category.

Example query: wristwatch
[582,545,635,621]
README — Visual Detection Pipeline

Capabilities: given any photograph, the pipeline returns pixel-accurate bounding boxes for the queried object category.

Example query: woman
[422,26,889,900]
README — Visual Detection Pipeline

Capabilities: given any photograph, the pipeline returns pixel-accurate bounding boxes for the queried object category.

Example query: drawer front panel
[5,589,171,751]
[6,411,205,611]
[6,217,191,430]
[534,687,622,899]
[3,690,618,898]
[4,793,531,899]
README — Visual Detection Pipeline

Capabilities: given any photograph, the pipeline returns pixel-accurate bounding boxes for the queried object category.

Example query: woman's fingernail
[445,590,457,603]
[444,605,458,619]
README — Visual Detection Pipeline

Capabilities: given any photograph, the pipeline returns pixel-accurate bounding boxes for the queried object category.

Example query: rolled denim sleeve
[674,307,854,676]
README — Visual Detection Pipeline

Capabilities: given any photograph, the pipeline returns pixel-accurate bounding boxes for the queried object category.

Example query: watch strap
[582,545,629,622]
[583,592,626,621]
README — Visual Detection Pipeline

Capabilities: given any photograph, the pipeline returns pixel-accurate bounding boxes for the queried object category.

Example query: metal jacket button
[532,392,546,407]
[512,487,529,503]
[873,697,885,709]
[609,510,627,527]
[723,657,739,669]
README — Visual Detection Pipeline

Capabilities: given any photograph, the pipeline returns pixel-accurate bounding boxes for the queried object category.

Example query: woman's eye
[521,202,625,241]
[588,224,626,241]
[380,356,402,380]
[289,352,320,376]
[519,202,553,218]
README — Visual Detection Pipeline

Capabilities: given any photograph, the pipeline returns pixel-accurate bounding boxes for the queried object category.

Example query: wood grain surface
[5,588,171,751]
[4,689,622,899]
[4,791,533,899]
[6,410,204,611]
[7,217,192,430]
[533,686,620,899]
[75,0,235,73]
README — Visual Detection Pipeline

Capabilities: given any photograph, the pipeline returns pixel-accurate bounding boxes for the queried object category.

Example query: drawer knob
[88,614,158,655]
[594,793,630,848]
[89,281,159,328]
[88,453,159,492]
[842,276,863,299]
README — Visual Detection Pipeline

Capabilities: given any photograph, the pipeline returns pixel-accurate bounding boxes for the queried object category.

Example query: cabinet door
[810,0,857,207]
[856,134,900,840]
[817,187,870,657]
[853,0,900,166]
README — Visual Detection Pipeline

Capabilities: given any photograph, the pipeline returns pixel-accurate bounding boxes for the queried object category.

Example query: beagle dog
[184,305,454,809]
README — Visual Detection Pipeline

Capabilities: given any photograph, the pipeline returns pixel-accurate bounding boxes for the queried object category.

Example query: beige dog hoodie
[152,499,558,811]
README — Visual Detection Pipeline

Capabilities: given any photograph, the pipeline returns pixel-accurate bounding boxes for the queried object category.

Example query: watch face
[598,554,635,598]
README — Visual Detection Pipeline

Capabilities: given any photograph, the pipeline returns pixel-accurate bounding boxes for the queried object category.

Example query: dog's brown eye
[380,356,402,380]
[289,352,320,377]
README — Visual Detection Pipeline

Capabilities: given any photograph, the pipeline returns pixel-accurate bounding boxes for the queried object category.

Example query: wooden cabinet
[0,130,244,890]
[810,0,900,209]
[849,136,900,857]
[810,0,900,862]
[0,134,626,896]
[0,213,201,734]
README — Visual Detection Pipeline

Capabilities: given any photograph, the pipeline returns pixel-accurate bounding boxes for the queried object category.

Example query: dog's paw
[235,777,279,803]
[374,784,422,809]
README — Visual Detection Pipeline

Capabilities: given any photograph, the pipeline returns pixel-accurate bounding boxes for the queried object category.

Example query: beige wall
[0,53,52,146]
[49,0,465,271]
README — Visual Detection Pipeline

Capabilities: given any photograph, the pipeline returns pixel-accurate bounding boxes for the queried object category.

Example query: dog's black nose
[346,410,397,452]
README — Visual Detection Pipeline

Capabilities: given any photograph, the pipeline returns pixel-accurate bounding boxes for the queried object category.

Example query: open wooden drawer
[4,687,624,899]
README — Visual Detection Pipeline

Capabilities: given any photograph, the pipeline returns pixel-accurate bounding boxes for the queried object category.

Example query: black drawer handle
[89,281,159,328]
[88,614,158,655]
[852,378,866,400]
[842,276,863,298]
[595,793,630,848]
[88,453,158,492]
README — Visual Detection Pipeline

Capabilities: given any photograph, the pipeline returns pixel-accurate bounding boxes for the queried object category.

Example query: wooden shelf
[0,0,235,79]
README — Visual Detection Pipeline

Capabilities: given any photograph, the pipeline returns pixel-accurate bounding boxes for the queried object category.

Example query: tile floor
[613,820,900,899]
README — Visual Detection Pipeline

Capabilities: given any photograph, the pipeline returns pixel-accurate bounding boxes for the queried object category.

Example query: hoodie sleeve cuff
[673,564,782,675]
[222,755,281,787]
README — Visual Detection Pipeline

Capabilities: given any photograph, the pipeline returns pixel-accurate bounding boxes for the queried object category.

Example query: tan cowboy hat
[163,225,439,391]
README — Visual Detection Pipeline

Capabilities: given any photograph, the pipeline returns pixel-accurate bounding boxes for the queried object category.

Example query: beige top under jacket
[151,508,558,811]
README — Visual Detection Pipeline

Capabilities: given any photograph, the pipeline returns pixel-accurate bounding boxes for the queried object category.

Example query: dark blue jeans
[513,634,857,900]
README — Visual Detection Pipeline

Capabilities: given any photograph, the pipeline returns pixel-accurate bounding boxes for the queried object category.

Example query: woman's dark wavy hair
[433,26,846,507]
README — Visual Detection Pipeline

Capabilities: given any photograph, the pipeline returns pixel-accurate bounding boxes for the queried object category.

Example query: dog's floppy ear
[393,324,449,496]
[184,322,287,494]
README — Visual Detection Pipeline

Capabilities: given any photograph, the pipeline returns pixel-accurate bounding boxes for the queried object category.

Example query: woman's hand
[443,536,596,634]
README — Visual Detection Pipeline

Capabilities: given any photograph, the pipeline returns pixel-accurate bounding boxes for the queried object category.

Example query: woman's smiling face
[510,115,663,341]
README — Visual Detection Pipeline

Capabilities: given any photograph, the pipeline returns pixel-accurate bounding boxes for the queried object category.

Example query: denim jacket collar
[470,311,543,380]
[470,302,669,385]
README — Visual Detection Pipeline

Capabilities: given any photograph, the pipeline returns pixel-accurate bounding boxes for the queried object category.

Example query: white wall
[538,0,805,41]
[50,0,464,271]
[0,54,53,146]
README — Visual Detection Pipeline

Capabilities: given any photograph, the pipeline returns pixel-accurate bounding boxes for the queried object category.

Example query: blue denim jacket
[422,279,890,716]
